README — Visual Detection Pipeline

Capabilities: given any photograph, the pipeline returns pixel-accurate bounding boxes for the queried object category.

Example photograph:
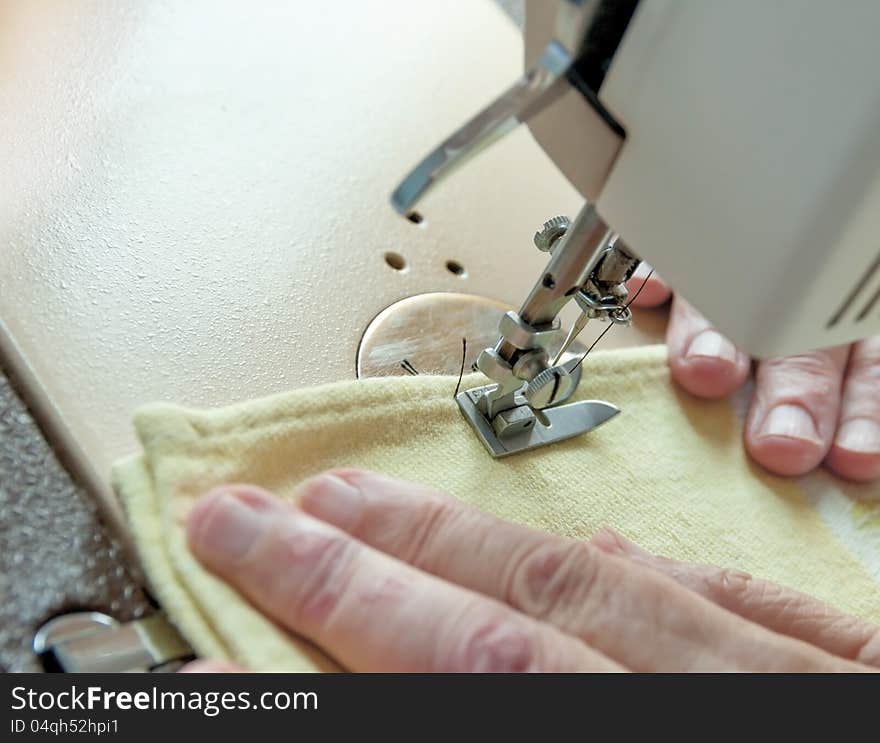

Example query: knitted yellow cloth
[112,345,880,671]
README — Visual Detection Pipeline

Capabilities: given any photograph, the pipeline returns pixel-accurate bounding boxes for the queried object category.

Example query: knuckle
[451,614,541,672]
[848,353,880,385]
[269,524,358,625]
[507,540,604,620]
[853,335,880,362]
[405,495,457,567]
[762,352,842,397]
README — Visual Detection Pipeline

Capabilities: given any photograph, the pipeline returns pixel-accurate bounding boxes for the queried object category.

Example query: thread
[453,338,467,397]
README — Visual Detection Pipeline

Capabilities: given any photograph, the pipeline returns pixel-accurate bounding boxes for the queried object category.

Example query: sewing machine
[393,0,880,457]
[1,0,878,672]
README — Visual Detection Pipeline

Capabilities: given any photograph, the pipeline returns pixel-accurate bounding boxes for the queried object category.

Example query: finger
[624,263,672,308]
[666,295,751,399]
[825,336,880,482]
[591,529,880,667]
[745,346,850,477]
[179,660,248,673]
[298,470,865,671]
[187,485,619,672]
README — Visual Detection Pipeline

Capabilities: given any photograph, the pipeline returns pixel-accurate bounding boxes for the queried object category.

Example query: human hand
[627,266,880,481]
[183,469,880,672]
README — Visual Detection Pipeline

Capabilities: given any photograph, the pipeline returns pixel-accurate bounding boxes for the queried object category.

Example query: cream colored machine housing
[532,0,880,358]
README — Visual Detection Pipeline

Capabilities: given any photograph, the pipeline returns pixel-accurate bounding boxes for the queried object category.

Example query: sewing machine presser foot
[456,386,619,458]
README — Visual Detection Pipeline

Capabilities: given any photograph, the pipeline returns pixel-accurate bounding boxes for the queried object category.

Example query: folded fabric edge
[113,456,343,671]
[110,454,233,663]
[130,344,669,454]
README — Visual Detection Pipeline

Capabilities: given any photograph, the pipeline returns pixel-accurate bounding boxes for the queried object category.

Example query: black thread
[400,358,419,376]
[453,338,467,397]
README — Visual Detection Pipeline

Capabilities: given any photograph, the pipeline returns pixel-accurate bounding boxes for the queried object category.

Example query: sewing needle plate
[456,386,620,457]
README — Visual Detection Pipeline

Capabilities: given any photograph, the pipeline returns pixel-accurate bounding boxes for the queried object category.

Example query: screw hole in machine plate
[384,251,408,271]
[446,260,466,278]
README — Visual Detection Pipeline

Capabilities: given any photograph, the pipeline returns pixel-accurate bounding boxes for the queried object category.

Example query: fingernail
[719,569,752,593]
[591,528,652,559]
[835,418,880,454]
[685,329,738,364]
[190,491,267,562]
[298,474,364,531]
[759,404,821,443]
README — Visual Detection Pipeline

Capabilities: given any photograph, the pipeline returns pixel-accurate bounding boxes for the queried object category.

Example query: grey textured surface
[0,371,151,672]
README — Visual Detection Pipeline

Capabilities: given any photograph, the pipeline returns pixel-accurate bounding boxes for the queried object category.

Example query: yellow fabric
[112,345,880,671]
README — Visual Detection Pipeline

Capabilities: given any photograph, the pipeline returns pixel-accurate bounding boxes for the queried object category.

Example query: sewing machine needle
[552,311,590,365]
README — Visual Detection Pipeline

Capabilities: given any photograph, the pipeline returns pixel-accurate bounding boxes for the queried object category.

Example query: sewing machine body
[584,0,880,358]
[525,0,880,358]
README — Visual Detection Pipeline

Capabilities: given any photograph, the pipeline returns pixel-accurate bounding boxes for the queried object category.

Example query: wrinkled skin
[181,470,880,672]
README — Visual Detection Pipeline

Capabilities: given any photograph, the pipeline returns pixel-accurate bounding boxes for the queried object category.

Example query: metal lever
[33,611,193,673]
[391,41,573,214]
